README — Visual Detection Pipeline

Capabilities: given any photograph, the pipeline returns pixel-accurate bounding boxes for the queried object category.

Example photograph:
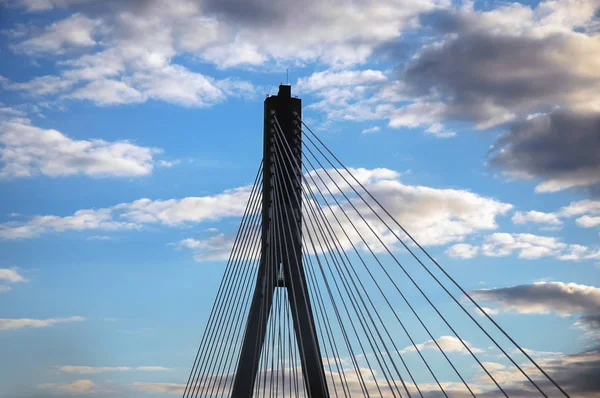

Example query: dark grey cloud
[489,110,600,193]
[401,9,600,126]
[500,349,600,398]
[388,5,600,193]
[470,281,600,316]
[470,281,600,397]
[200,0,295,26]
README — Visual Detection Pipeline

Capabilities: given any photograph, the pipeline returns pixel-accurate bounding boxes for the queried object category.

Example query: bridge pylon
[230,85,330,398]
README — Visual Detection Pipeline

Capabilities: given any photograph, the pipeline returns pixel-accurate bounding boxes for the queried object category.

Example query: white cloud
[0,267,27,283]
[39,379,99,394]
[86,235,112,241]
[67,79,145,105]
[478,233,600,261]
[177,227,262,262]
[477,307,500,316]
[13,0,439,69]
[576,215,600,228]
[400,335,483,354]
[177,234,237,262]
[129,64,226,107]
[557,200,600,229]
[557,244,600,261]
[480,362,505,371]
[0,185,253,239]
[0,118,161,178]
[57,365,171,374]
[361,126,380,135]
[1,75,76,96]
[0,208,138,239]
[446,243,478,259]
[560,200,600,217]
[512,211,562,226]
[17,0,95,12]
[3,0,441,112]
[114,187,253,226]
[425,122,456,138]
[345,169,512,246]
[0,166,512,249]
[131,382,185,394]
[136,366,171,372]
[302,168,512,251]
[14,13,100,54]
[0,267,27,293]
[0,316,85,330]
[297,70,387,92]
[158,159,181,168]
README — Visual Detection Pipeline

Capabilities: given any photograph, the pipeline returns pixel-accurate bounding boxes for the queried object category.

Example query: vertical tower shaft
[230,85,329,397]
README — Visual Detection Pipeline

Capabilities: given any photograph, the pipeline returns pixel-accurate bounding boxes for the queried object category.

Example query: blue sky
[0,0,599,397]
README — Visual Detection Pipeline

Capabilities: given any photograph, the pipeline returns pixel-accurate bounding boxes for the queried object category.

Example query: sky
[0,0,599,396]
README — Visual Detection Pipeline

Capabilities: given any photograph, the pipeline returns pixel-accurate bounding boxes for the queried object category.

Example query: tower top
[278,84,291,98]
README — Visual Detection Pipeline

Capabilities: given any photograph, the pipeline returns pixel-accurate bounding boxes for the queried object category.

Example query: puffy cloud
[0,208,138,239]
[177,167,511,261]
[0,186,253,239]
[0,316,85,330]
[477,233,600,261]
[0,267,27,283]
[0,118,161,178]
[445,243,478,259]
[503,200,600,233]
[557,244,600,261]
[4,0,439,109]
[480,362,506,372]
[560,200,600,229]
[4,2,255,107]
[576,215,600,228]
[305,167,512,247]
[114,187,252,226]
[560,200,600,217]
[400,335,483,355]
[0,267,27,293]
[0,167,512,251]
[297,70,388,93]
[1,75,76,96]
[177,234,239,262]
[298,1,600,194]
[197,0,440,67]
[39,379,99,394]
[511,211,562,226]
[13,13,100,54]
[66,78,145,105]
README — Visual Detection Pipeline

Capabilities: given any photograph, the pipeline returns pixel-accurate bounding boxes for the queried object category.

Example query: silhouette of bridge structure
[181,85,571,398]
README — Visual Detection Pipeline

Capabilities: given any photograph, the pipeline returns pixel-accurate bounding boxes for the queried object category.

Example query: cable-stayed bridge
[181,85,571,398]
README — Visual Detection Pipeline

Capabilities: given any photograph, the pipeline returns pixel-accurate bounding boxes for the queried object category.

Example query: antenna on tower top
[286,68,289,84]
